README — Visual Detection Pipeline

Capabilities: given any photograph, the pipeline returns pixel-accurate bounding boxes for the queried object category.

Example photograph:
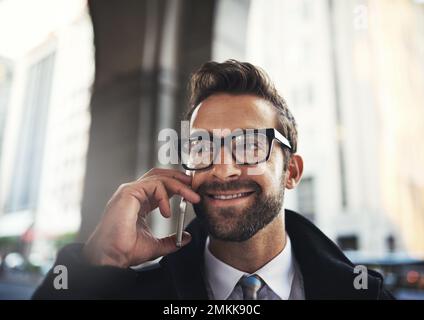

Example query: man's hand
[82,168,200,268]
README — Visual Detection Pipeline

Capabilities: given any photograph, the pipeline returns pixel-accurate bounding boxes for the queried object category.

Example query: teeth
[212,192,250,200]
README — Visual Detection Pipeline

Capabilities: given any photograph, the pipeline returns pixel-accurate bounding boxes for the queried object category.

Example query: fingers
[137,172,200,202]
[151,176,200,203]
[151,181,171,218]
[137,178,199,218]
[109,168,199,220]
[141,168,192,185]
[154,232,192,258]
[92,169,197,268]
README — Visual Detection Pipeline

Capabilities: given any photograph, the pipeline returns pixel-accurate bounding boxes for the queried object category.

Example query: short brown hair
[185,59,298,168]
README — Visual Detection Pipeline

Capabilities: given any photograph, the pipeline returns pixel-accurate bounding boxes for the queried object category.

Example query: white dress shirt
[204,233,300,300]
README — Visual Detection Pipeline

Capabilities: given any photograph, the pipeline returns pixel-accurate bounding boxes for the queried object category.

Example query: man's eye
[243,142,257,150]
[246,138,263,148]
[191,142,211,153]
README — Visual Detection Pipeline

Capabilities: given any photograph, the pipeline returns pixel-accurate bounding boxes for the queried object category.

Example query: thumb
[155,231,192,257]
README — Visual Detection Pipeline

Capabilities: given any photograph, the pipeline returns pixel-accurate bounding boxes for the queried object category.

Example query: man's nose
[211,146,241,181]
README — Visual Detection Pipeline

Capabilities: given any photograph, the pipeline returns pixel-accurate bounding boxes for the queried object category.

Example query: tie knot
[239,274,264,300]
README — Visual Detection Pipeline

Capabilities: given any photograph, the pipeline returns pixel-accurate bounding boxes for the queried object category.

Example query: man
[33,60,393,300]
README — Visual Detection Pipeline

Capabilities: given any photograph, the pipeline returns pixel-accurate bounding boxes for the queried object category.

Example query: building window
[306,83,314,105]
[386,234,396,252]
[212,0,250,61]
[0,59,13,161]
[5,52,56,212]
[301,0,312,20]
[337,235,359,251]
[297,176,315,222]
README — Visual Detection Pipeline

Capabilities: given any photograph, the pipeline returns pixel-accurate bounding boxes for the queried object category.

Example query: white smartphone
[176,197,187,247]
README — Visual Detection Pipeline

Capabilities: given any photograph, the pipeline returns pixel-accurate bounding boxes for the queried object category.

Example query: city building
[0,0,93,265]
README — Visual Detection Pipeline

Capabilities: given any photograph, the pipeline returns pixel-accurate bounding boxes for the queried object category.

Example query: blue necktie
[239,274,264,300]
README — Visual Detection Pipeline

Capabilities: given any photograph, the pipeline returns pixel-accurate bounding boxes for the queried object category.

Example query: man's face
[190,94,288,242]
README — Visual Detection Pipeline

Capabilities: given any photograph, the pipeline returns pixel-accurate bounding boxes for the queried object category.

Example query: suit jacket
[32,210,394,300]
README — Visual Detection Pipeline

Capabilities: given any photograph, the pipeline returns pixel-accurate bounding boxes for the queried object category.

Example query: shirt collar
[204,233,294,300]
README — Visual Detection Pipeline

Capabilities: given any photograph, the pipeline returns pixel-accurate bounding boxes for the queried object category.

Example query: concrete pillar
[79,0,215,241]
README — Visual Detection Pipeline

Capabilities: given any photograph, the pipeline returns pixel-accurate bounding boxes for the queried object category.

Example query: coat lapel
[285,210,383,299]
[160,209,384,300]
[160,218,210,299]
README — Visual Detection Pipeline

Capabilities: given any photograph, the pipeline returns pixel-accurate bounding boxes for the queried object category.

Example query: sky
[0,0,86,59]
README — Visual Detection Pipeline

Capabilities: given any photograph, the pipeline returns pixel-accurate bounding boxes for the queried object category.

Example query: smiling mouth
[206,191,255,200]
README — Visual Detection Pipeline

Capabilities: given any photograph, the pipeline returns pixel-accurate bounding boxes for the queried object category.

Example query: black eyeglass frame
[178,128,292,171]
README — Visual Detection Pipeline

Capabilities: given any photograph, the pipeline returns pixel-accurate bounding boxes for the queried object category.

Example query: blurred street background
[0,0,424,299]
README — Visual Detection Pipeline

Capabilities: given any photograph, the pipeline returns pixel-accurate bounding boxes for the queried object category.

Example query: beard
[193,179,285,242]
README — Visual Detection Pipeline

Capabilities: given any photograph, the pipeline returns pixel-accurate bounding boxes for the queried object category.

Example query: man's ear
[284,154,304,189]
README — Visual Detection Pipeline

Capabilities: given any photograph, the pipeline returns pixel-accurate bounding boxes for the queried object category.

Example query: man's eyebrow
[189,128,266,138]
[190,129,213,135]
[190,127,260,133]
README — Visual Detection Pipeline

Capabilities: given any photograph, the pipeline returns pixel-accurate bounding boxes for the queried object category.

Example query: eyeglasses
[179,128,291,170]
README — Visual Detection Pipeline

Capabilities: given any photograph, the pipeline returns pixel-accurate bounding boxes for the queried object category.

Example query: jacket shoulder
[32,243,176,299]
[285,210,395,299]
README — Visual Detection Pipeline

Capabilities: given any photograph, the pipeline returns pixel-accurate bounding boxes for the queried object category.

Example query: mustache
[197,180,262,194]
